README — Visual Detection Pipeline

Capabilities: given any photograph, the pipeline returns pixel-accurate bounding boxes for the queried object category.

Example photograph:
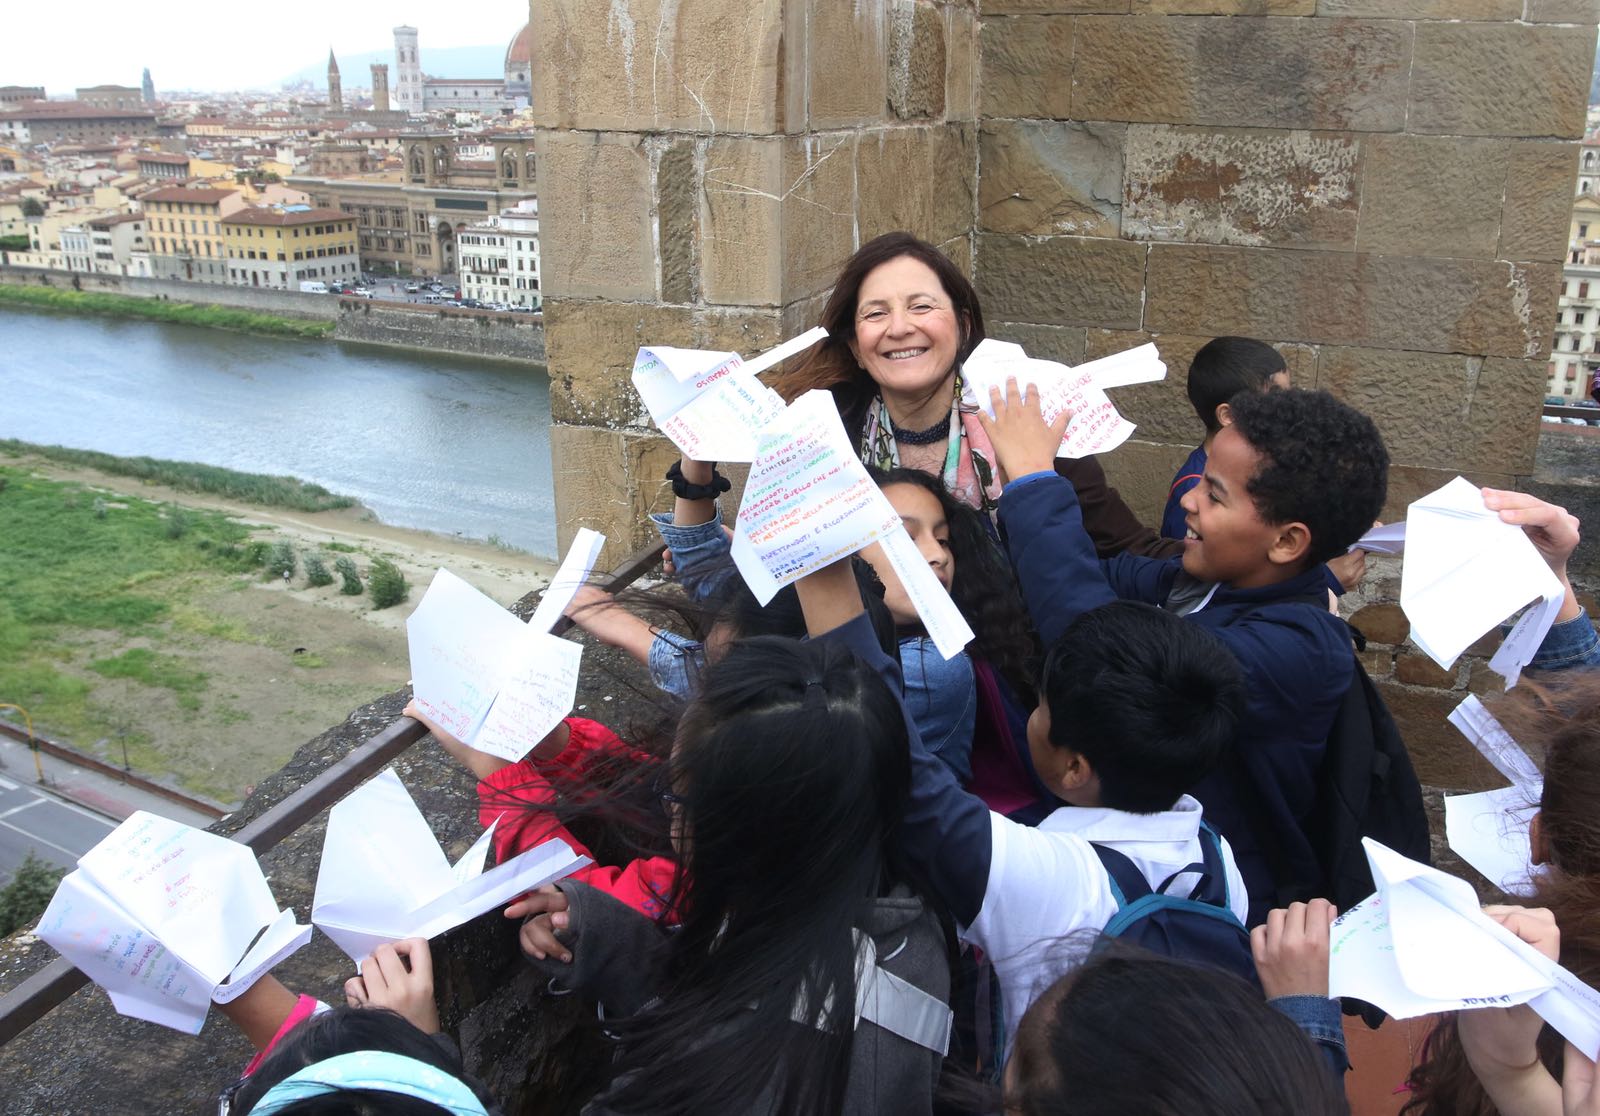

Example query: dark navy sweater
[1000,471,1353,923]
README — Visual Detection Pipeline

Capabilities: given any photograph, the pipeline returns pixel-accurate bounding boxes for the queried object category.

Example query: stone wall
[0,264,339,321]
[333,300,548,365]
[532,0,980,561]
[974,2,1598,522]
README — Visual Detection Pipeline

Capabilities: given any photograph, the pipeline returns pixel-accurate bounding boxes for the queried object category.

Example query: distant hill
[281,44,507,89]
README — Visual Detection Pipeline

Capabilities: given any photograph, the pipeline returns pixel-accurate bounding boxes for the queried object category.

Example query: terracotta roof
[0,103,156,121]
[506,22,531,66]
[221,206,351,227]
[136,152,189,164]
[87,212,144,227]
[140,185,239,203]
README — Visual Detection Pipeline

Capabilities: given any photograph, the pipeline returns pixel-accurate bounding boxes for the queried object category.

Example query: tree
[20,196,44,218]
[304,552,334,587]
[267,540,296,580]
[0,851,66,936]
[368,557,409,609]
[334,555,362,595]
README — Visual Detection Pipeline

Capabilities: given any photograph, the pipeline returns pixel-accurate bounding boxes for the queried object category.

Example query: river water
[1,307,557,555]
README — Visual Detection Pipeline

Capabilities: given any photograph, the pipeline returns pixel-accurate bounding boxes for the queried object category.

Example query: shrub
[266,540,296,580]
[304,552,335,588]
[93,497,108,520]
[243,540,272,567]
[368,558,409,610]
[0,851,66,937]
[164,505,189,539]
[334,555,362,595]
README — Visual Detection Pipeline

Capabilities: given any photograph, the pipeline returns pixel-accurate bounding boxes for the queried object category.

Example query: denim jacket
[901,637,977,784]
[650,508,737,603]
[1269,994,1350,1078]
[1528,610,1600,673]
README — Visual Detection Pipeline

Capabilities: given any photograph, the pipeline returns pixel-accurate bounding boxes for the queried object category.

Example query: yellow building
[141,185,244,282]
[221,207,358,290]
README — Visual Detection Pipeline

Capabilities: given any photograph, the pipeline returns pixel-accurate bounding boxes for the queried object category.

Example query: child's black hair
[1007,945,1346,1116]
[597,632,927,1113]
[1039,601,1245,814]
[1185,336,1287,434]
[1227,388,1389,567]
[229,1007,494,1115]
[868,465,1040,700]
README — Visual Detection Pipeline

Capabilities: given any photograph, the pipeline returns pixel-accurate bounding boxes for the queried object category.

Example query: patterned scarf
[859,372,1005,518]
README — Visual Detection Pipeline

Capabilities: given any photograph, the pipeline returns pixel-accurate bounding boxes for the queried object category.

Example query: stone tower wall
[530,1,1599,557]
[371,63,390,114]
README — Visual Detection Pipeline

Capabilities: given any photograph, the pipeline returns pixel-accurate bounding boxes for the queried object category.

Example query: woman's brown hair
[777,232,986,441]
[1403,670,1600,1114]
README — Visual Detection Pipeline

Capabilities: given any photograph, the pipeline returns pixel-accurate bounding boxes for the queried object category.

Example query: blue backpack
[1089,824,1260,988]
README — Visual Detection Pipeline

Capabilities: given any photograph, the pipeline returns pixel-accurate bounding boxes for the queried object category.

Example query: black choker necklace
[890,414,950,445]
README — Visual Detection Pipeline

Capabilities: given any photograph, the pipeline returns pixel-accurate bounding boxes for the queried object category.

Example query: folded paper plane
[37,812,311,1033]
[312,769,590,965]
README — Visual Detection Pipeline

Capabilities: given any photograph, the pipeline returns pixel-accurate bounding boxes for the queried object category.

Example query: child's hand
[1566,1043,1600,1115]
[344,938,439,1034]
[1458,907,1560,1091]
[507,884,572,964]
[1482,489,1581,577]
[975,378,1071,485]
[564,584,615,619]
[1250,898,1336,1000]
[405,699,514,778]
[1326,546,1369,593]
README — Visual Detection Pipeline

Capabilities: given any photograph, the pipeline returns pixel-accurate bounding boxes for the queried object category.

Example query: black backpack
[1089,823,1259,988]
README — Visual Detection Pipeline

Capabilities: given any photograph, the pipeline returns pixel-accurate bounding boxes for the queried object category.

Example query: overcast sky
[3,0,528,94]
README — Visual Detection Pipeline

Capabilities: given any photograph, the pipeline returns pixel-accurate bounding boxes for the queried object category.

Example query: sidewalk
[0,731,219,829]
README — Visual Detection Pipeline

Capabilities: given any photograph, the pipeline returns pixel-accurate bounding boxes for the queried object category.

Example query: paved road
[0,770,115,883]
[0,734,218,887]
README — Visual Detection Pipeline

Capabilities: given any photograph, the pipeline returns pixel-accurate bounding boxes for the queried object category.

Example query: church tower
[393,26,422,114]
[370,63,390,113]
[327,49,343,112]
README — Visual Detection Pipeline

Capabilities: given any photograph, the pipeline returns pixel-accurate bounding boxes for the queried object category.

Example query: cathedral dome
[505,23,531,69]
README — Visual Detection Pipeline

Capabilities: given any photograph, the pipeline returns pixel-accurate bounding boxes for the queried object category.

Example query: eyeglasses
[217,1075,248,1115]
[651,772,684,818]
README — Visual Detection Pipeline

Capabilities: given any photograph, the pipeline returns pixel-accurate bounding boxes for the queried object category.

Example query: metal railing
[0,540,662,1048]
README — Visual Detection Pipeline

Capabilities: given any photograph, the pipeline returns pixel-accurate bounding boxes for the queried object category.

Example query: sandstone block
[809,0,889,128]
[1122,124,1359,250]
[976,234,1147,328]
[1351,602,1410,646]
[1316,349,1544,474]
[1383,465,1518,526]
[535,132,655,301]
[890,1,946,120]
[1378,681,1504,792]
[857,124,976,245]
[1098,438,1196,525]
[1396,651,1458,689]
[658,139,698,304]
[1315,0,1519,15]
[545,300,696,427]
[1358,646,1394,679]
[550,424,680,563]
[979,120,1124,237]
[1502,142,1582,263]
[1086,328,1207,445]
[980,14,1074,119]
[1409,22,1593,139]
[1356,136,1509,260]
[1072,16,1410,131]
[1467,661,1509,696]
[532,0,784,132]
[946,4,978,123]
[1133,0,1312,11]
[1466,629,1505,659]
[1523,0,1600,22]
[1146,245,1559,359]
[985,0,1129,11]
[701,136,785,306]
[781,134,859,300]
[988,321,1088,366]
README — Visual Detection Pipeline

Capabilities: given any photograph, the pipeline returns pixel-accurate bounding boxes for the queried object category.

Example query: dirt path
[12,458,561,805]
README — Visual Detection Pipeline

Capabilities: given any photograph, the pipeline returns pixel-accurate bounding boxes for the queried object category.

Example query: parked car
[1542,415,1563,424]
[1574,399,1599,409]
[353,287,373,297]
[299,281,330,294]
[404,283,420,293]
[1562,417,1588,425]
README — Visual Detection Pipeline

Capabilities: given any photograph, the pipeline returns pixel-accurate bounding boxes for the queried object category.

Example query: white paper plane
[36,812,311,1034]
[1399,477,1563,687]
[312,769,590,965]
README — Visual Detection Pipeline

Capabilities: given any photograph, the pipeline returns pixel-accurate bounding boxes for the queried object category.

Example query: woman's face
[847,255,963,400]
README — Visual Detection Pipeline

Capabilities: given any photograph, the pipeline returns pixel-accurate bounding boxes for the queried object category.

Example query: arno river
[1,307,558,556]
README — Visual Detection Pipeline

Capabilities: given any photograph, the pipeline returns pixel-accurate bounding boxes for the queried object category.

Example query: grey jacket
[527,879,952,1115]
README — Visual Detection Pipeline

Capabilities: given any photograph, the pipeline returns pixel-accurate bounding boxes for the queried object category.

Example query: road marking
[0,817,82,859]
[0,799,44,821]
[0,775,17,791]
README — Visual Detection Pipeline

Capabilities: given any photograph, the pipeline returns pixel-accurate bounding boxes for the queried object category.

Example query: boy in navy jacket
[979,383,1390,922]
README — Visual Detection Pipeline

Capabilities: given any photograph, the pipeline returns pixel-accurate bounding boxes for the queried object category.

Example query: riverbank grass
[0,439,355,512]
[0,283,334,338]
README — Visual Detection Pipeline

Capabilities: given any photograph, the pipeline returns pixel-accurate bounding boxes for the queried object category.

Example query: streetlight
[0,704,44,783]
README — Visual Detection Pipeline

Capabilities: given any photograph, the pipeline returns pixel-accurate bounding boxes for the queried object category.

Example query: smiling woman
[778,232,1181,559]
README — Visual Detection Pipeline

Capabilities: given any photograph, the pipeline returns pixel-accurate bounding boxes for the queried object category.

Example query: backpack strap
[1091,841,1217,908]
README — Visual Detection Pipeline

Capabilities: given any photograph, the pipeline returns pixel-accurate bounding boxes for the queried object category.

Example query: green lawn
[0,283,335,338]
